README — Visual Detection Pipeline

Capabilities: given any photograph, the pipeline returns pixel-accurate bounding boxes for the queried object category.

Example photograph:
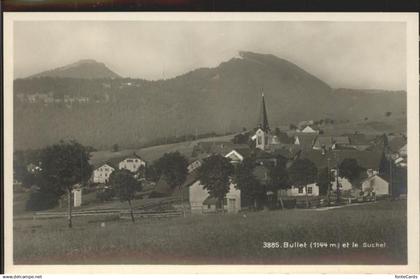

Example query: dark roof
[122,152,145,161]
[181,170,200,188]
[334,136,350,145]
[387,136,407,153]
[92,159,119,169]
[254,149,275,159]
[343,133,377,146]
[313,136,350,149]
[313,136,333,149]
[294,133,318,149]
[92,152,146,169]
[188,153,209,164]
[299,149,383,170]
[229,147,252,159]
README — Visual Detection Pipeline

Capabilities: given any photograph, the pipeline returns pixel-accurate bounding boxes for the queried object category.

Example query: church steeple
[258,91,270,132]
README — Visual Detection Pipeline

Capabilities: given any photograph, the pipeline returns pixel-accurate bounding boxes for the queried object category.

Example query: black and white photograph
[3,12,419,273]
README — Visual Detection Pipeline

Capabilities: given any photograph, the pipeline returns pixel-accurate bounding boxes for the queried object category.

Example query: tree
[317,167,334,198]
[338,158,365,186]
[13,149,42,188]
[232,132,250,144]
[109,169,141,223]
[26,189,60,211]
[153,152,188,214]
[145,164,159,182]
[385,111,392,117]
[289,124,297,130]
[37,140,92,228]
[96,186,115,202]
[198,155,234,212]
[233,158,261,209]
[288,159,317,208]
[268,156,289,209]
[135,165,146,181]
[154,152,188,189]
[112,143,119,152]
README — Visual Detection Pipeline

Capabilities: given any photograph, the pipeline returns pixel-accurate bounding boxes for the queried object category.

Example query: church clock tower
[254,92,272,150]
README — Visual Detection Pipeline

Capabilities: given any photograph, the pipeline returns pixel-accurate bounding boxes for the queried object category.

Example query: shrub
[25,190,59,211]
[96,187,115,202]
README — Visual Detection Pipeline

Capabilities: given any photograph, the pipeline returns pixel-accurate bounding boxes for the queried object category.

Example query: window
[127,159,133,163]
[257,136,262,145]
[298,187,303,194]
[307,187,313,194]
[208,204,211,209]
[135,159,138,162]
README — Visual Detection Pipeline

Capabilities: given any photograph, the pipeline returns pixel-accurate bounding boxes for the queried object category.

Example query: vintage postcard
[3,12,419,274]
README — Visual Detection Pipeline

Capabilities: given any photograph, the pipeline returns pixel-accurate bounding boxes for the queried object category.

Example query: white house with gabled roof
[93,163,115,184]
[119,153,146,173]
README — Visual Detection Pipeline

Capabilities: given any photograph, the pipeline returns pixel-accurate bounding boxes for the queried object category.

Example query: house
[189,180,241,214]
[361,175,389,196]
[26,162,42,173]
[296,149,383,192]
[313,136,350,151]
[299,125,318,134]
[294,133,318,149]
[279,183,320,197]
[92,163,115,184]
[399,144,407,158]
[187,153,208,173]
[119,153,146,173]
[224,148,251,164]
[187,159,203,173]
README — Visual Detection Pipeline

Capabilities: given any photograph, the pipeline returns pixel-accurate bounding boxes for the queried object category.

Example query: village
[15,92,407,219]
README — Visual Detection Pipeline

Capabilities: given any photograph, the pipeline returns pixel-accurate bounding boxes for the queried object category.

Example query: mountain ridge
[14,51,406,150]
[28,59,121,79]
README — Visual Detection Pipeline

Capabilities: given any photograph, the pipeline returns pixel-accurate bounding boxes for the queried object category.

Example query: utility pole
[327,157,331,206]
[335,151,340,204]
[389,156,393,200]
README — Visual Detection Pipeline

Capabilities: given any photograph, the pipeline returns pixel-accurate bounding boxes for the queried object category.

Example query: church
[252,92,279,150]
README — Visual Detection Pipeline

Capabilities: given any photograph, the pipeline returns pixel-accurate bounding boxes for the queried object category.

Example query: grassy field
[89,134,235,166]
[13,199,407,265]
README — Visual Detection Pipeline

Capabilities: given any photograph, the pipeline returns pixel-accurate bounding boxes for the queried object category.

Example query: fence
[31,197,184,220]
[119,209,183,220]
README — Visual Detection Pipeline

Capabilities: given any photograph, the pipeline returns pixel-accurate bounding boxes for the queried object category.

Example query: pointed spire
[258,89,270,132]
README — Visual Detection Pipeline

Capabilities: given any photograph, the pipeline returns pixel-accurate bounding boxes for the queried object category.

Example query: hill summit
[28,59,121,79]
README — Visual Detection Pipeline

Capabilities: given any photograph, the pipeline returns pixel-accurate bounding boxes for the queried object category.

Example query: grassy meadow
[13,199,407,265]
[89,134,235,166]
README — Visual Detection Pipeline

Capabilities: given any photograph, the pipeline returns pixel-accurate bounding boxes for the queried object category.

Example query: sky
[14,21,406,90]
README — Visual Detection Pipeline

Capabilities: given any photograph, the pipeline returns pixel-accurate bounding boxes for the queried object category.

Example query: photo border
[3,12,419,274]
